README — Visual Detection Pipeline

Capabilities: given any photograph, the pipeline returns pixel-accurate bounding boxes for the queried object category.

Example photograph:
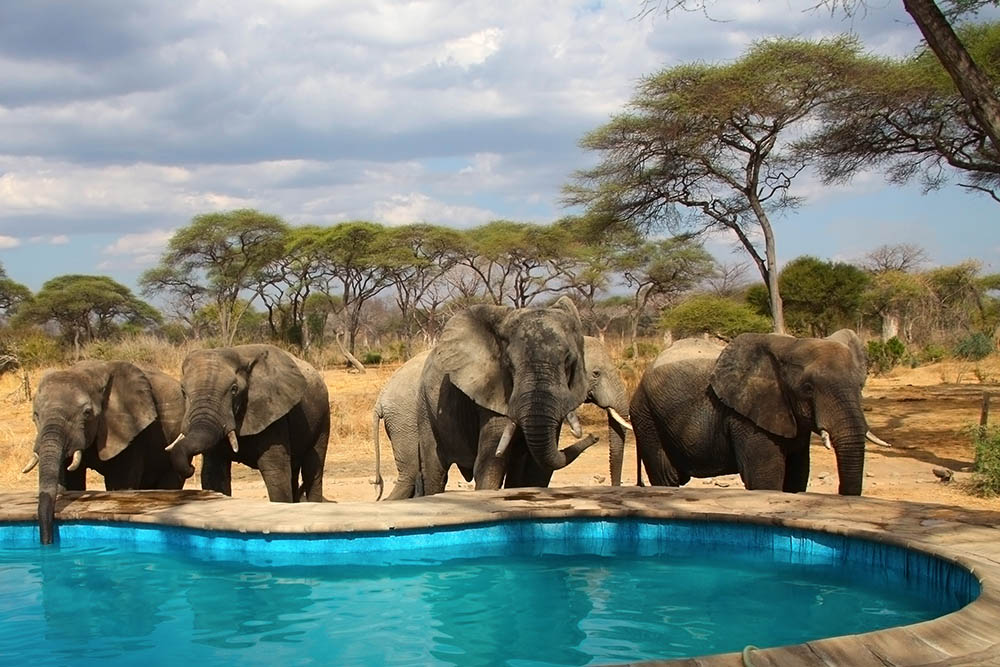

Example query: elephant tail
[372,404,384,501]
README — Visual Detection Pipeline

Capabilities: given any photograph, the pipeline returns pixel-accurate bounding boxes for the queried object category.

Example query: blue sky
[0,0,997,293]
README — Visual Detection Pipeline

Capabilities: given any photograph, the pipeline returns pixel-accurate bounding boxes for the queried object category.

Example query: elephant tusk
[164,432,185,452]
[495,421,517,458]
[21,452,39,474]
[227,430,239,453]
[66,450,83,472]
[609,408,634,431]
[566,411,583,438]
[819,430,832,450]
[866,430,893,448]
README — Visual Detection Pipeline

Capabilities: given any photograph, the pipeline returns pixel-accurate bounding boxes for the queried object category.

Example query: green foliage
[0,329,64,369]
[662,294,771,340]
[622,341,659,360]
[954,332,994,360]
[919,343,949,363]
[362,351,383,365]
[867,337,907,375]
[778,256,870,336]
[969,426,1000,498]
[13,274,161,343]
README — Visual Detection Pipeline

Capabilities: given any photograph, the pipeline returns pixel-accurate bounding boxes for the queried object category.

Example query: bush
[969,426,1000,497]
[867,337,907,375]
[0,329,64,369]
[953,332,994,361]
[661,295,771,340]
[362,351,383,365]
[622,341,660,360]
[919,343,948,364]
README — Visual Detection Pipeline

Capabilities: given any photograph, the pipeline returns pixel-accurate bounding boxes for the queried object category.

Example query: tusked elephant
[24,360,185,544]
[166,344,330,502]
[372,335,633,499]
[416,297,599,495]
[630,330,890,496]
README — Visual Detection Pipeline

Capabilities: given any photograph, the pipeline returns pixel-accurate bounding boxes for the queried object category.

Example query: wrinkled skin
[29,361,185,544]
[630,331,870,496]
[373,336,630,499]
[168,345,330,502]
[416,297,598,495]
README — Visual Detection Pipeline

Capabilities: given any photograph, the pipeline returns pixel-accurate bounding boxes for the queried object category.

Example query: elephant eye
[801,382,814,397]
[82,405,93,416]
[231,383,239,395]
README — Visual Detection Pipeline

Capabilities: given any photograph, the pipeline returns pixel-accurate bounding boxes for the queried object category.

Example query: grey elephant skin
[416,297,598,494]
[630,330,870,495]
[168,344,330,502]
[28,360,185,544]
[372,336,630,499]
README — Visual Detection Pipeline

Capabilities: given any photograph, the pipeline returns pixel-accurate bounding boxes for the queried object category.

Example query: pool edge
[1,485,998,666]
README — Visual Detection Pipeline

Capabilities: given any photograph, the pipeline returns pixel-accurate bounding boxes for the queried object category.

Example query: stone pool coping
[1,486,998,666]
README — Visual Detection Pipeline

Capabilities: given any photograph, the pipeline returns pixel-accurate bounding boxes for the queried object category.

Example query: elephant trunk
[606,397,629,487]
[821,402,868,496]
[170,414,224,480]
[35,434,64,545]
[516,390,571,470]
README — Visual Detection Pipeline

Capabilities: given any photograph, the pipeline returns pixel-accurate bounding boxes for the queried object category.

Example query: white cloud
[0,235,20,249]
[49,234,69,245]
[436,27,503,69]
[373,192,495,227]
[102,229,173,257]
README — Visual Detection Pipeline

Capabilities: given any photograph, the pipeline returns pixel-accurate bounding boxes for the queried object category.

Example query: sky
[1,0,998,294]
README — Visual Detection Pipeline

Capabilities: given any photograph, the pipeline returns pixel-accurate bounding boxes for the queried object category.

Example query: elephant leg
[299,412,329,503]
[631,407,688,487]
[783,445,810,493]
[201,453,232,496]
[63,466,86,492]
[514,455,554,488]
[417,416,448,495]
[473,415,508,490]
[257,430,294,502]
[734,435,785,491]
[385,476,416,500]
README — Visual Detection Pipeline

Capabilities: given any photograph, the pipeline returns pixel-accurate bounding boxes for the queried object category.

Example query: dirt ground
[1,357,999,512]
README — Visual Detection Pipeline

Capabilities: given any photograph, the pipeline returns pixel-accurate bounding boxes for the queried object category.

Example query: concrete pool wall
[1,485,998,665]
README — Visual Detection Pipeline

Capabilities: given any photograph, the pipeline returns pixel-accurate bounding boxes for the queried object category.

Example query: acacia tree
[0,264,31,317]
[15,275,161,358]
[777,256,870,337]
[615,236,716,356]
[567,37,870,333]
[140,209,287,345]
[804,20,1000,200]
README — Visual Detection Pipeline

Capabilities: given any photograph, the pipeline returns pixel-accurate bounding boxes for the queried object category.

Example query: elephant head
[27,361,164,544]
[167,345,307,479]
[433,296,593,471]
[583,336,632,486]
[709,330,869,495]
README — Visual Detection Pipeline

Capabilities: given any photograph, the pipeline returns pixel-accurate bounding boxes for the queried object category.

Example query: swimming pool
[0,515,982,666]
[0,486,997,665]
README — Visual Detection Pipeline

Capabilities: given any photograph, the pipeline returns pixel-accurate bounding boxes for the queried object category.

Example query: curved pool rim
[1,485,998,665]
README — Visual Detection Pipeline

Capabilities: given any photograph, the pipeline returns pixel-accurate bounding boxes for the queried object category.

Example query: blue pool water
[0,519,979,666]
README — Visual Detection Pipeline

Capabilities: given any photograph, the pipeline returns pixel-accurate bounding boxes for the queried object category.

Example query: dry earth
[1,356,999,512]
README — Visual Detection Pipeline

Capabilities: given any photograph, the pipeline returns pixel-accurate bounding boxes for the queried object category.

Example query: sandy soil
[1,357,999,512]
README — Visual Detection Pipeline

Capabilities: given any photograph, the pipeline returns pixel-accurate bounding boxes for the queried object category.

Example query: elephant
[24,360,185,544]
[166,344,330,502]
[630,330,890,496]
[415,297,599,495]
[372,335,632,499]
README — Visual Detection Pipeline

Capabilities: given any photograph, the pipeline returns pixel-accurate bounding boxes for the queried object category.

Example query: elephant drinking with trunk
[630,330,890,495]
[372,335,632,499]
[26,361,185,544]
[167,345,330,502]
[415,297,600,494]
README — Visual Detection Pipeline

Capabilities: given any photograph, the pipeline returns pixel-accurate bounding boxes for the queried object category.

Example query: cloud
[0,235,20,249]
[100,228,174,269]
[373,192,495,227]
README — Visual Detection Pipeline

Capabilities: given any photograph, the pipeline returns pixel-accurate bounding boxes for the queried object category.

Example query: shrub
[362,351,383,365]
[622,341,660,360]
[661,295,771,341]
[969,426,1000,498]
[953,332,994,361]
[867,337,906,375]
[919,343,948,364]
[1,329,64,369]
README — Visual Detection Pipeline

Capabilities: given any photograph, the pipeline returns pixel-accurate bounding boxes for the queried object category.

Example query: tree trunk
[903,0,1000,157]
[335,332,367,373]
[881,312,900,341]
[760,215,785,335]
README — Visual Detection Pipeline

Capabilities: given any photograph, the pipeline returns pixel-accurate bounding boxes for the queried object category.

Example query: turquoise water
[0,520,979,666]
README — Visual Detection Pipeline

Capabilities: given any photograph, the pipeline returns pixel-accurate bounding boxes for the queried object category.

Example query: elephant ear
[433,304,512,414]
[825,329,868,386]
[235,345,308,436]
[96,362,159,461]
[142,368,185,443]
[710,334,797,439]
[549,296,589,404]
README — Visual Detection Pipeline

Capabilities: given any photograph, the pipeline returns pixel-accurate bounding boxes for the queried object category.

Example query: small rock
[714,480,729,488]
[593,475,606,484]
[866,472,874,478]
[817,472,830,480]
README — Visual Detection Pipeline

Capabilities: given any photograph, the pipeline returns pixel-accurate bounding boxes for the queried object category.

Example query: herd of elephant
[20,296,891,544]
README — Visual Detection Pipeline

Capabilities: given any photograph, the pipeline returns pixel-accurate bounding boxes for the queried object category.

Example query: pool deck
[1,485,998,666]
